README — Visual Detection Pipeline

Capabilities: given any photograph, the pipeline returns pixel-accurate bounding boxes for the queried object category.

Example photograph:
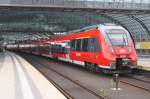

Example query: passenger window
[82,38,88,51]
[76,39,82,51]
[50,45,52,52]
[87,38,95,52]
[93,38,101,52]
[70,40,76,50]
[70,37,100,52]
[87,37,101,52]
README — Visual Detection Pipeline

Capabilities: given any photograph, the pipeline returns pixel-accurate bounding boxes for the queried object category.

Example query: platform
[0,51,66,99]
[138,56,150,71]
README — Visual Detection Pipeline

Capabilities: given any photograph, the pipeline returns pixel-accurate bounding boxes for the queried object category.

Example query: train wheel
[90,63,95,72]
[85,62,90,70]
[85,62,96,72]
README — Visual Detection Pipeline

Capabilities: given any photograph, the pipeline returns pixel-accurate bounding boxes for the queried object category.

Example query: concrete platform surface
[138,57,150,71]
[0,51,66,99]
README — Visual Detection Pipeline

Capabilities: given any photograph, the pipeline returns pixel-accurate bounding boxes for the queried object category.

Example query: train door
[66,42,71,62]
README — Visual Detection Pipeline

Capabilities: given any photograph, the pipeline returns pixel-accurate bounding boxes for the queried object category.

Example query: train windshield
[106,29,128,46]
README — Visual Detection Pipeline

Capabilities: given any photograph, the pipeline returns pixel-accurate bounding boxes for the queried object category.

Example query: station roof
[0,3,150,43]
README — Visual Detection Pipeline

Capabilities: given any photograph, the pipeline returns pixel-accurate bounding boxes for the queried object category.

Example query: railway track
[127,74,150,83]
[120,74,150,92]
[21,54,106,99]
[18,53,150,99]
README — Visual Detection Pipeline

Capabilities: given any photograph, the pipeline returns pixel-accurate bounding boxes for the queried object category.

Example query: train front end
[100,24,138,73]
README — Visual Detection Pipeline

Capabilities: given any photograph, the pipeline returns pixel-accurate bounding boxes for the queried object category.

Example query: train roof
[66,23,121,35]
[67,25,98,34]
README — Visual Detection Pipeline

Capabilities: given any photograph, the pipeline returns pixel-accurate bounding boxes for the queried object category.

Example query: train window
[106,29,129,46]
[70,38,100,52]
[107,33,128,46]
[82,38,88,51]
[87,38,94,52]
[56,45,59,53]
[87,38,100,52]
[93,38,101,52]
[76,39,82,51]
[70,40,76,50]
[51,45,55,53]
[48,45,52,52]
[50,44,67,54]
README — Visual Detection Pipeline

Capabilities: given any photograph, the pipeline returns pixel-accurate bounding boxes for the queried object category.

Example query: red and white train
[7,24,138,73]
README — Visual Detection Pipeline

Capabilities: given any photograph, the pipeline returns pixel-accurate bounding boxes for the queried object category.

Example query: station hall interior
[0,0,150,99]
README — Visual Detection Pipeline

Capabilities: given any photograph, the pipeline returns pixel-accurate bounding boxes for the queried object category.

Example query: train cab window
[107,33,128,46]
[106,29,129,46]
[76,39,82,51]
